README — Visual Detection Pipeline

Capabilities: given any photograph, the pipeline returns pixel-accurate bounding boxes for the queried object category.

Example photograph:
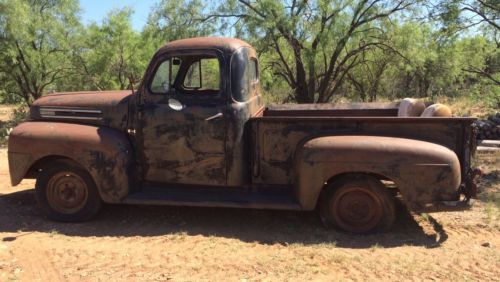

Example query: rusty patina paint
[157,37,252,54]
[134,37,264,187]
[30,90,132,131]
[251,115,473,182]
[139,98,228,185]
[8,122,132,203]
[294,135,461,210]
[7,36,478,215]
[249,112,475,211]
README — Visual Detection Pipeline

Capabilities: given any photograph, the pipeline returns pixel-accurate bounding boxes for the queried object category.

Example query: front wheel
[35,159,102,222]
[320,175,395,234]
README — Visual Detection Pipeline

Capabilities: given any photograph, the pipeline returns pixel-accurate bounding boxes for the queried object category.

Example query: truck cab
[8,37,478,234]
[134,37,263,188]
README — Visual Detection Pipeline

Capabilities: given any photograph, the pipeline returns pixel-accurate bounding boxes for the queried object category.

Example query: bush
[0,106,29,146]
[0,90,23,104]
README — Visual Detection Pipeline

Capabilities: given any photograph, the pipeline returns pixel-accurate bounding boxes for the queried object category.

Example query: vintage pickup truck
[8,37,479,233]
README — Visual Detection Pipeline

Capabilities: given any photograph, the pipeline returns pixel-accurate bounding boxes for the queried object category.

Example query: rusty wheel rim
[331,187,383,233]
[46,172,88,214]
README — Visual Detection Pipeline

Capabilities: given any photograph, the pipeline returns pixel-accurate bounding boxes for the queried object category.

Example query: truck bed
[250,103,476,186]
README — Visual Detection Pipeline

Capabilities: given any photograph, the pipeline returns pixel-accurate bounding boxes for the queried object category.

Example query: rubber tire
[35,159,102,222]
[320,175,396,234]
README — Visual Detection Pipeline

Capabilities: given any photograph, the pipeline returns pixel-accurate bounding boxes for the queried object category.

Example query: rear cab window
[231,47,259,102]
[184,58,220,90]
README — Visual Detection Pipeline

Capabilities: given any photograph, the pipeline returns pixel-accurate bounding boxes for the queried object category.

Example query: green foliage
[433,0,499,40]
[144,0,216,43]
[218,0,418,103]
[327,20,499,105]
[0,0,81,104]
[65,8,146,90]
[213,0,499,106]
[0,0,497,115]
[0,74,22,104]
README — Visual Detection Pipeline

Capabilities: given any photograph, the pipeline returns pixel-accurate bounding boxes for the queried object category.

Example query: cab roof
[158,37,252,54]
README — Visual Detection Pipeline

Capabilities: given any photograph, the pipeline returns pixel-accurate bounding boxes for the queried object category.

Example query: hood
[30,90,133,130]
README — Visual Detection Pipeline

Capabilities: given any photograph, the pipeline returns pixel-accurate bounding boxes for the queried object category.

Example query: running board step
[122,186,302,210]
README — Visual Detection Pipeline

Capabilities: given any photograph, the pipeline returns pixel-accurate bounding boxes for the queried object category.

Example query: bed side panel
[251,117,472,186]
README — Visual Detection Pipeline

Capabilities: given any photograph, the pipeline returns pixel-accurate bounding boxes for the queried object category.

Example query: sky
[79,0,159,30]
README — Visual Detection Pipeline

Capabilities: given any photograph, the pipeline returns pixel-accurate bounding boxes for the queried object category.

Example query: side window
[183,58,220,91]
[150,58,181,94]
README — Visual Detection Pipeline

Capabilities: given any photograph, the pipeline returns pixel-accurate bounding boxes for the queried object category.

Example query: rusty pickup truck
[8,37,479,233]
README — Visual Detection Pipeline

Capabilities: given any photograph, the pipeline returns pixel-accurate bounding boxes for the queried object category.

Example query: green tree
[433,0,499,33]
[427,1,500,87]
[344,21,498,102]
[459,36,500,86]
[0,0,81,105]
[144,0,217,44]
[211,0,415,103]
[69,8,145,90]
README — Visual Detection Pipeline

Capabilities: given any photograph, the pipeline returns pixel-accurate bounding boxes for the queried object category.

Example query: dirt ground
[0,107,499,281]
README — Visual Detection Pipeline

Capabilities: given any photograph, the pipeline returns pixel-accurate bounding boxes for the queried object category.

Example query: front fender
[294,136,461,210]
[8,122,133,203]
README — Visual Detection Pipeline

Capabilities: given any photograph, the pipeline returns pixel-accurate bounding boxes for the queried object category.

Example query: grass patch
[433,94,498,118]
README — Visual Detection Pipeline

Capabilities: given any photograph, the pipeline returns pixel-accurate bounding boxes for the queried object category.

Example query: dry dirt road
[0,107,499,281]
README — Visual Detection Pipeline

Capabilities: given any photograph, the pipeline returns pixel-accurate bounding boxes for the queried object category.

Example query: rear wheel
[35,159,102,222]
[320,175,395,234]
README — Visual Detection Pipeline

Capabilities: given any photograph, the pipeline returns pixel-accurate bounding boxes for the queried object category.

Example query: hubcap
[46,172,88,214]
[331,187,383,233]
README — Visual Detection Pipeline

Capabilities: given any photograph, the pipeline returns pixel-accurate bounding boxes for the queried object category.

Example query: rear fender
[8,122,133,203]
[294,136,461,210]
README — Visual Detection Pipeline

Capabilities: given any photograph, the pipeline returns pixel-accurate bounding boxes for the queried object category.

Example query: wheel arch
[25,155,79,179]
[325,172,397,187]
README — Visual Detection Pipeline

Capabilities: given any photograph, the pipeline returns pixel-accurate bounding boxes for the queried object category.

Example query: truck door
[138,51,227,186]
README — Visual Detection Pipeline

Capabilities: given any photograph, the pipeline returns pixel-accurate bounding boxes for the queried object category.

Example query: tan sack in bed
[421,103,452,117]
[398,98,426,117]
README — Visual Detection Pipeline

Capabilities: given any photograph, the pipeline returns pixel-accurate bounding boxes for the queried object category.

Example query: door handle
[205,112,223,121]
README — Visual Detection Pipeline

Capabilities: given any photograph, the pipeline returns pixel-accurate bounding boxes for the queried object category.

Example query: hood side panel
[30,91,133,131]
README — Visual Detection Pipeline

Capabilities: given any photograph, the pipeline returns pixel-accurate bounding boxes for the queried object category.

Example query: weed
[49,229,59,237]
[316,241,337,248]
[420,213,430,222]
[370,243,381,252]
[169,231,188,241]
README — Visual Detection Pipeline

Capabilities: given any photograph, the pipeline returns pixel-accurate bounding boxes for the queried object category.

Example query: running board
[122,185,302,210]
